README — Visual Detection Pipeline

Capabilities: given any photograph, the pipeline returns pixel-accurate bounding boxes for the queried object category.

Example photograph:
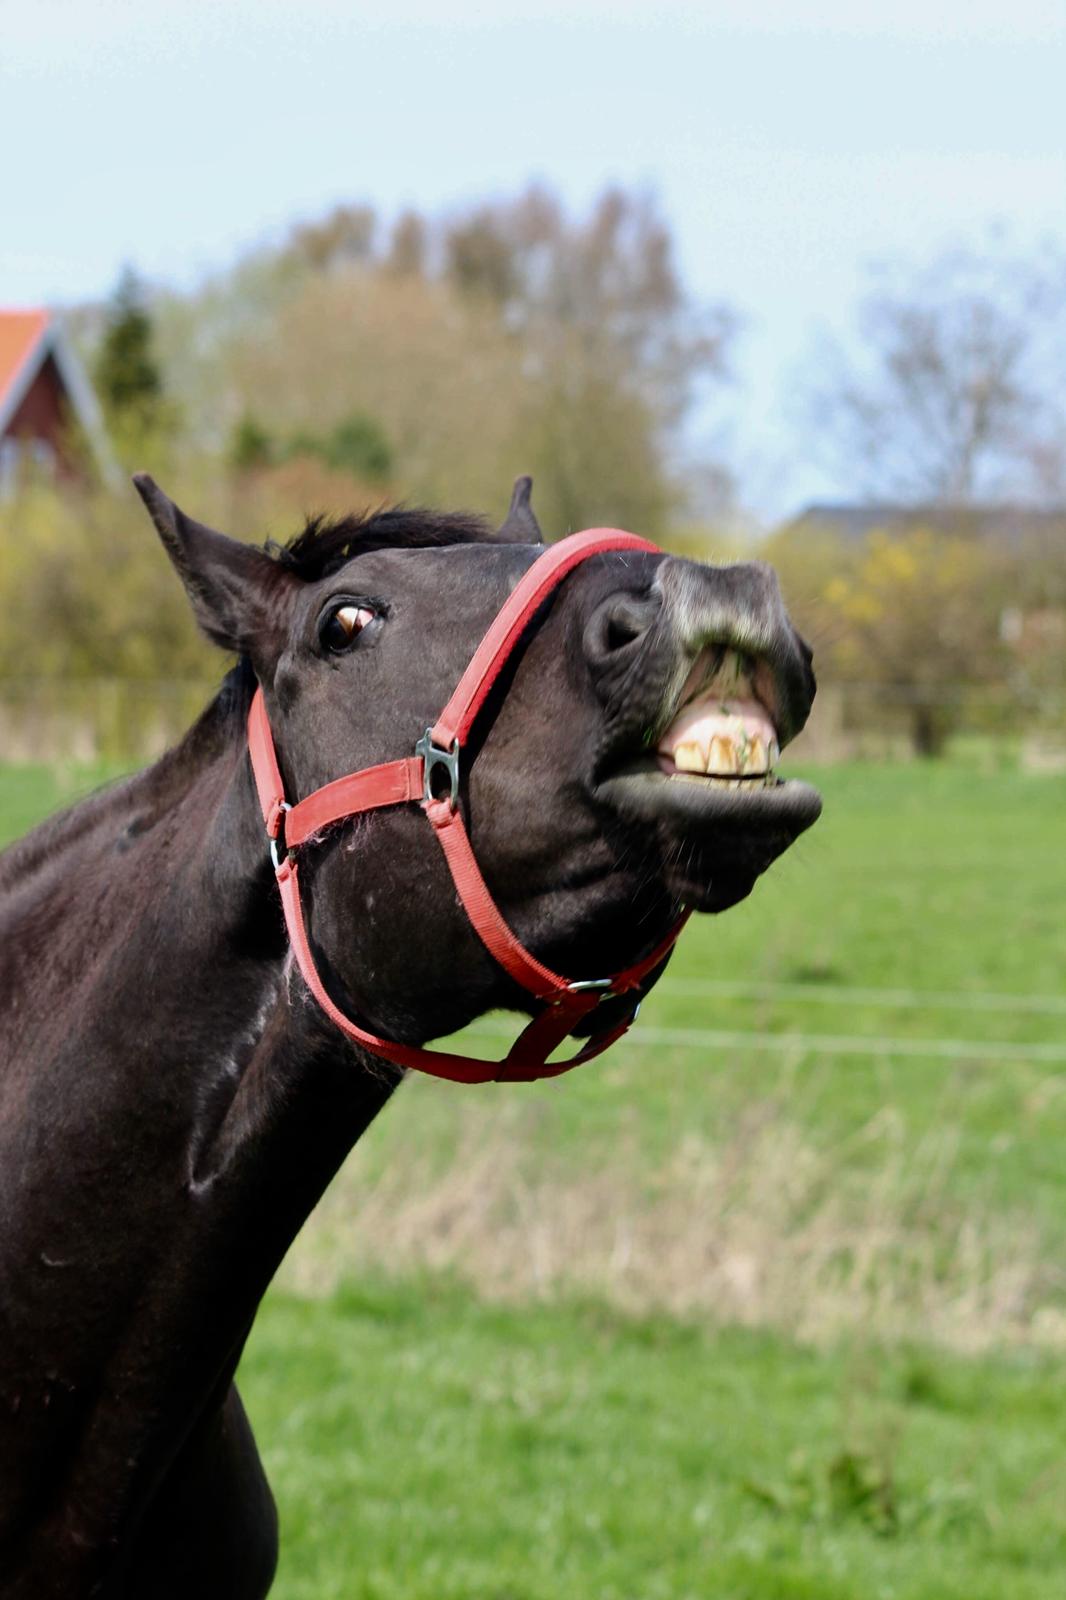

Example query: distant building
[0,309,115,497]
[782,502,1066,550]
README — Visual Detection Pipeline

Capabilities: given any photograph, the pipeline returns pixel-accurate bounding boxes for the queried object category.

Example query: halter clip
[415,729,460,808]
[268,801,292,871]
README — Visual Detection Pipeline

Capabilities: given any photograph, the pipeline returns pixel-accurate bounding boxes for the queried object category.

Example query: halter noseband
[247,528,689,1084]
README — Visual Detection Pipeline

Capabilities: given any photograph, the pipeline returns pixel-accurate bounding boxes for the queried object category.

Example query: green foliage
[526,365,673,534]
[325,413,392,480]
[94,269,162,414]
[764,521,1029,755]
[747,1437,990,1541]
[0,484,217,682]
[229,412,275,471]
[93,268,178,456]
[0,761,125,843]
[287,412,393,482]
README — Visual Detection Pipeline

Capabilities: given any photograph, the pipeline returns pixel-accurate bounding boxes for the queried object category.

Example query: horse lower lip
[597,759,823,836]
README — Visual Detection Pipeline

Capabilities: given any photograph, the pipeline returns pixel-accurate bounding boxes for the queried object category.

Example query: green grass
[4,754,1066,1597]
[241,1278,1066,1600]
[0,759,122,847]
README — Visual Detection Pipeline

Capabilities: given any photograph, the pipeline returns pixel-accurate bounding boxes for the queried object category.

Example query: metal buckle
[268,802,292,871]
[416,729,460,807]
[566,977,615,994]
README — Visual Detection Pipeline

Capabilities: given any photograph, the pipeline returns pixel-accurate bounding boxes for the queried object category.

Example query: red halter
[247,528,690,1084]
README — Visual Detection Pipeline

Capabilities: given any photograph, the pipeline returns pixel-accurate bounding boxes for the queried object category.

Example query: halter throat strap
[247,527,689,1084]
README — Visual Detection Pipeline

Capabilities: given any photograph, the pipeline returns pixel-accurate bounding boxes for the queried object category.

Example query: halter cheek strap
[247,528,690,1084]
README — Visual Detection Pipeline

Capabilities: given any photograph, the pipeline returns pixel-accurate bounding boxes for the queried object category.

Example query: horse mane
[273,506,494,582]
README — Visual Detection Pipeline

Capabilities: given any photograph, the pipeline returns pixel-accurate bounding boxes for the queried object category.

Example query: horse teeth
[706,734,736,775]
[674,741,708,773]
[671,735,776,780]
[658,676,779,783]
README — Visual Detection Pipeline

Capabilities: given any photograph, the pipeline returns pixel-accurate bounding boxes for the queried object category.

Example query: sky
[3,0,1064,517]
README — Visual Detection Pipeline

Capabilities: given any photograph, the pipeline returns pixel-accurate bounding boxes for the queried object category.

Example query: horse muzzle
[590,553,822,910]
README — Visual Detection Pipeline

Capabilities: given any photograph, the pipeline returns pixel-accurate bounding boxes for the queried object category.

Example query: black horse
[0,476,819,1597]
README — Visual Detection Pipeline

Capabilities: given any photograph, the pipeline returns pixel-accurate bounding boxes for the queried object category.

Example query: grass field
[3,755,1065,1597]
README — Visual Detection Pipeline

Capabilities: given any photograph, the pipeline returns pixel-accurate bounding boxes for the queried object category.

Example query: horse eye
[320,603,375,653]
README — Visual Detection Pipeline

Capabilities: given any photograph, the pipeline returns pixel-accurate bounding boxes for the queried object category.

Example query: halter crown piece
[247,528,690,1084]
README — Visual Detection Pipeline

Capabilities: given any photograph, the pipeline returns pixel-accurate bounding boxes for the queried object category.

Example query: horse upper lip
[644,557,815,748]
[667,644,777,730]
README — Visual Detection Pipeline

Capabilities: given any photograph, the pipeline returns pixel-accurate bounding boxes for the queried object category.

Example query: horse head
[134,474,820,1055]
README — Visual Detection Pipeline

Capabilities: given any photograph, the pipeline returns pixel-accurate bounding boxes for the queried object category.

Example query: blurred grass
[242,1278,1066,1600]
[0,759,123,845]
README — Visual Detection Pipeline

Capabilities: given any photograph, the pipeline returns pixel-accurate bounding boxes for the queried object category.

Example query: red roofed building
[0,309,115,497]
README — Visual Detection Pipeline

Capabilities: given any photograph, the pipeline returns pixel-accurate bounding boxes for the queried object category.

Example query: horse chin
[595,759,822,914]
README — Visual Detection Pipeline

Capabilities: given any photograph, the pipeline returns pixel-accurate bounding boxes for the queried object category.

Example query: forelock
[272,506,494,582]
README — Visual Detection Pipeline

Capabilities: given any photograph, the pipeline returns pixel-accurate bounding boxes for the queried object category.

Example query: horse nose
[654,556,787,654]
[653,556,815,743]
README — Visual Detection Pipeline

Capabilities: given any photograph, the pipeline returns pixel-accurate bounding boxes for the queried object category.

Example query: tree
[160,184,737,532]
[440,184,737,527]
[385,209,427,278]
[286,204,377,272]
[443,207,516,302]
[797,240,1066,505]
[526,369,673,535]
[286,413,393,483]
[822,528,1001,755]
[228,412,274,471]
[94,268,167,438]
[444,184,735,430]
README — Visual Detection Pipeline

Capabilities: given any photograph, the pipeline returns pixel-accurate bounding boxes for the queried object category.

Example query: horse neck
[0,672,286,1084]
[3,668,399,1277]
[0,678,399,1578]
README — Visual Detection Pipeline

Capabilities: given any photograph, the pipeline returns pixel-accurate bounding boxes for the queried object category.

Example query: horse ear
[133,474,282,654]
[496,475,544,544]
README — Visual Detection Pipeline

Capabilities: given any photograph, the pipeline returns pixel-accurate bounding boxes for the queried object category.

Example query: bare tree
[285,204,377,272]
[385,209,428,279]
[443,184,736,427]
[438,184,738,525]
[798,239,1066,505]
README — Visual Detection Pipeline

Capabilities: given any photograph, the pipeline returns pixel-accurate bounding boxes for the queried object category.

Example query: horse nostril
[593,593,662,659]
[607,611,642,651]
